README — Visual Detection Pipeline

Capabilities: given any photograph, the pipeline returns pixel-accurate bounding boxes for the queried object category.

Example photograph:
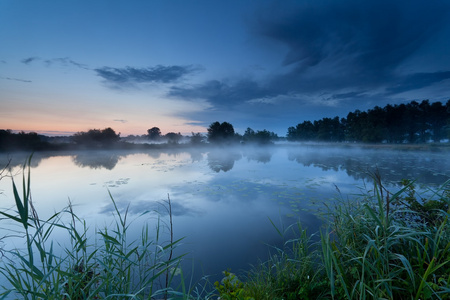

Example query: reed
[320,174,450,299]
[0,158,186,299]
[214,175,450,299]
[2,158,449,299]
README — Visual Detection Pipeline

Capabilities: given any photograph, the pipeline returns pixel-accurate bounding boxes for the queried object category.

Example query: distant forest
[288,100,450,143]
[1,99,449,152]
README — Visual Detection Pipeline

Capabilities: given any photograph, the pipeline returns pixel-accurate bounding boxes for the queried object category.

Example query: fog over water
[0,144,449,284]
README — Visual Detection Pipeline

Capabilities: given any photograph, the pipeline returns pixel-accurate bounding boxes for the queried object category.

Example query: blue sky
[1,0,450,136]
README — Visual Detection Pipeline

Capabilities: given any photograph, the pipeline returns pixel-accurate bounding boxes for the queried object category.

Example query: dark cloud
[169,79,272,107]
[0,76,32,83]
[113,119,128,123]
[387,71,450,95]
[21,56,89,69]
[45,57,90,69]
[95,65,202,87]
[256,0,449,77]
[171,0,450,115]
[21,57,40,64]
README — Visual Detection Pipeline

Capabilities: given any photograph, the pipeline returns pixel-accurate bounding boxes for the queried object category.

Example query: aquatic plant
[0,157,185,299]
[215,175,450,299]
[321,174,450,299]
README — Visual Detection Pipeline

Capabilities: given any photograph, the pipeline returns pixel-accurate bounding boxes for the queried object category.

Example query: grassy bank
[215,175,450,300]
[1,160,449,299]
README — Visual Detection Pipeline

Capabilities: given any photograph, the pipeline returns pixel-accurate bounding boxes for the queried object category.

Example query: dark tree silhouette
[190,132,205,144]
[147,127,161,141]
[287,100,450,143]
[0,129,50,151]
[243,127,277,144]
[207,122,235,143]
[165,132,182,144]
[72,127,120,147]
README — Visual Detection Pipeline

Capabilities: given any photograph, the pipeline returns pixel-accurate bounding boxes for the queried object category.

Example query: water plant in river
[0,157,185,299]
[321,174,450,299]
[214,175,450,300]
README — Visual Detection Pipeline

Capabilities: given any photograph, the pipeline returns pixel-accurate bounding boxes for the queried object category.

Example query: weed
[0,157,185,299]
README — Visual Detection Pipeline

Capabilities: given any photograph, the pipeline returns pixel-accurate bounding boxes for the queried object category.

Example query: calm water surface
[1,144,449,284]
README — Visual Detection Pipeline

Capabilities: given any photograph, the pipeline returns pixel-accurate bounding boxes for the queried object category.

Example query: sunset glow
[1,0,450,136]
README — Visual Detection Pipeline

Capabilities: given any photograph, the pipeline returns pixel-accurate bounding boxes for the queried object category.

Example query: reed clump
[215,174,450,300]
[1,158,449,299]
[0,157,185,299]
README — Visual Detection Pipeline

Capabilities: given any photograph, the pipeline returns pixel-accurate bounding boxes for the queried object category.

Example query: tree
[207,122,235,143]
[243,127,277,144]
[147,127,161,141]
[190,132,205,144]
[165,132,182,144]
[73,127,120,147]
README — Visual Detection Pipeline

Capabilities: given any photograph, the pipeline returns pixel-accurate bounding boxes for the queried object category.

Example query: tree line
[1,99,449,151]
[287,100,450,143]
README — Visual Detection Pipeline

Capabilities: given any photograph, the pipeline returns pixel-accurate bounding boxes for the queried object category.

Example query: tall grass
[321,173,450,299]
[0,157,186,299]
[214,174,450,300]
[2,158,449,299]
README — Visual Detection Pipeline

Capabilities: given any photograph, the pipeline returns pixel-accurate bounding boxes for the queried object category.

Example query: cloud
[21,56,90,70]
[44,57,90,69]
[171,0,450,112]
[95,65,202,88]
[256,0,449,76]
[21,57,41,64]
[0,76,32,83]
[386,71,450,95]
[113,119,128,123]
[169,78,277,108]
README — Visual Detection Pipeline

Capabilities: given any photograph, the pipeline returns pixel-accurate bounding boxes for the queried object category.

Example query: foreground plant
[321,174,450,299]
[0,157,185,299]
[214,175,450,300]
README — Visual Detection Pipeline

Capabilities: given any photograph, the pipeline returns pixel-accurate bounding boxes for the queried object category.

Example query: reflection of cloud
[99,199,202,217]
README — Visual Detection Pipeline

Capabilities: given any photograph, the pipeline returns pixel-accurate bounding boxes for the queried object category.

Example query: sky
[1,0,450,137]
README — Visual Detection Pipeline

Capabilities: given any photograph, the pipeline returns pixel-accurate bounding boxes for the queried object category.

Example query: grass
[0,157,188,299]
[1,158,449,299]
[214,173,450,300]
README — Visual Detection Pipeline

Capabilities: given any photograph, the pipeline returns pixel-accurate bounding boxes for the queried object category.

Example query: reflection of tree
[0,153,44,169]
[287,147,450,185]
[186,149,204,162]
[207,150,242,172]
[242,147,274,163]
[72,152,120,170]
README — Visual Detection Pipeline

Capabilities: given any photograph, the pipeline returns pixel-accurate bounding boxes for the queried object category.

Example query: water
[0,144,449,286]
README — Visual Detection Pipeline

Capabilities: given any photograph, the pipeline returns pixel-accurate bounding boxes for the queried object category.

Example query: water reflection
[1,144,449,287]
[2,146,449,185]
[99,198,202,218]
[287,146,450,185]
[207,149,242,172]
[72,151,121,170]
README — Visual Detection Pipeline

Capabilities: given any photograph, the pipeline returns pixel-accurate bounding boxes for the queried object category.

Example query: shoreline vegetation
[0,159,449,299]
[1,99,450,152]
